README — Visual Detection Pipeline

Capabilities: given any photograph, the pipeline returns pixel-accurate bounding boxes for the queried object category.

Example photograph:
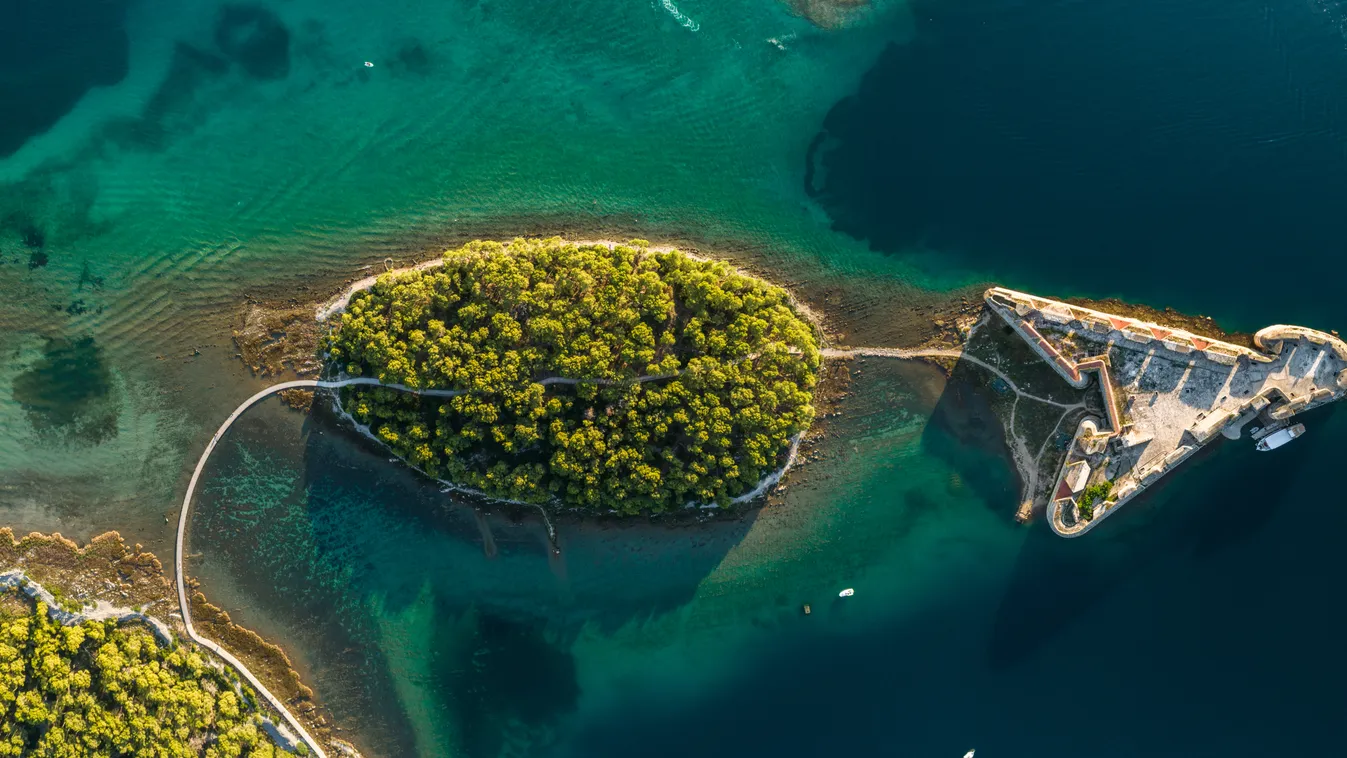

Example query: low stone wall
[1256,325,1347,389]
[987,287,1267,364]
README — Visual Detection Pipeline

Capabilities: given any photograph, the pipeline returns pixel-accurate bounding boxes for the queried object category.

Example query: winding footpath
[174,379,432,758]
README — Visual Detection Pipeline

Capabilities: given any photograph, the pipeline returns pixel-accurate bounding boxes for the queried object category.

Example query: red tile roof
[1055,479,1075,501]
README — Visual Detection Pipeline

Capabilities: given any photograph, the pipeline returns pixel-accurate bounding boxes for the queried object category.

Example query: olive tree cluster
[327,238,820,513]
[0,602,280,757]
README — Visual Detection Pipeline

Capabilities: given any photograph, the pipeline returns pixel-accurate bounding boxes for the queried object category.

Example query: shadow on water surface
[559,402,1347,758]
[192,395,756,757]
[902,347,1324,672]
[919,358,1019,523]
[184,346,1347,758]
[984,403,1325,671]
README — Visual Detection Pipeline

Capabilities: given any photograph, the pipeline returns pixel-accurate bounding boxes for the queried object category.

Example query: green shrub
[1077,479,1114,521]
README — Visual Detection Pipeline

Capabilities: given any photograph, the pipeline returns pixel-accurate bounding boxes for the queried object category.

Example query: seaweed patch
[214,5,292,81]
[11,336,119,444]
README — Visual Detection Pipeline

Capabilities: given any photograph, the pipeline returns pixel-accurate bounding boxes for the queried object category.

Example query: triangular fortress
[985,288,1347,536]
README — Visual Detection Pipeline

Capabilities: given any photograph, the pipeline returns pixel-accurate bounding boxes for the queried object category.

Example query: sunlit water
[4,0,1347,756]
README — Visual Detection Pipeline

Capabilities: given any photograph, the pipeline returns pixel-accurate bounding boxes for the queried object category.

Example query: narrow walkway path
[822,347,1082,409]
[176,379,378,758]
[823,346,1090,514]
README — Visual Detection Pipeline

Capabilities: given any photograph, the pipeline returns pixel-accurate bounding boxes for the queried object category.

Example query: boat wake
[659,0,700,32]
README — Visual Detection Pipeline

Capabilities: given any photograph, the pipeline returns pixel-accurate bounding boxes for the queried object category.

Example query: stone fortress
[984,287,1347,537]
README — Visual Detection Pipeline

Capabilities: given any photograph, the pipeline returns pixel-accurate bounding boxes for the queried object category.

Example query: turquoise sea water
[0,0,943,539]
[5,0,1347,756]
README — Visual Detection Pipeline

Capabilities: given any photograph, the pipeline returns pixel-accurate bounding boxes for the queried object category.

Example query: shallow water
[0,0,939,538]
[5,0,1347,756]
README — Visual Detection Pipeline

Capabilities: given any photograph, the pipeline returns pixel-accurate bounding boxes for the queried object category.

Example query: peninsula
[983,287,1347,536]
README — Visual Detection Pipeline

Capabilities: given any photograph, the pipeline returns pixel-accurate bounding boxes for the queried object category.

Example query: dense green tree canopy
[0,602,279,757]
[327,238,820,513]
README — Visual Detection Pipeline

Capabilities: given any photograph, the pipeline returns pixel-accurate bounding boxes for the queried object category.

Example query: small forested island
[0,601,281,757]
[325,238,821,513]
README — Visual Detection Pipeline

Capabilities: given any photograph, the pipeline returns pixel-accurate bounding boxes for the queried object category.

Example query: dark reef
[214,5,292,81]
[394,40,433,76]
[11,336,119,444]
[436,606,579,758]
[19,221,45,250]
[101,42,230,151]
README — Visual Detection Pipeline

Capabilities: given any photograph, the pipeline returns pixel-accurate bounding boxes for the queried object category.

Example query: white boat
[963,751,975,758]
[838,588,855,597]
[1256,423,1305,451]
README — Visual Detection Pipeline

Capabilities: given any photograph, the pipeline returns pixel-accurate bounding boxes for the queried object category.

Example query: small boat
[1256,423,1305,452]
[802,604,811,615]
[838,588,855,597]
[963,751,975,758]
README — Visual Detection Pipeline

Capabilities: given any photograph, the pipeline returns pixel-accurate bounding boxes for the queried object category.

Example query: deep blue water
[0,0,131,157]
[797,0,1347,754]
[571,409,1347,758]
[813,0,1347,332]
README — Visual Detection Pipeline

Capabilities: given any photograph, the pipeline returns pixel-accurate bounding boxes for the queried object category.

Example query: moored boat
[1256,423,1305,451]
[838,588,854,597]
